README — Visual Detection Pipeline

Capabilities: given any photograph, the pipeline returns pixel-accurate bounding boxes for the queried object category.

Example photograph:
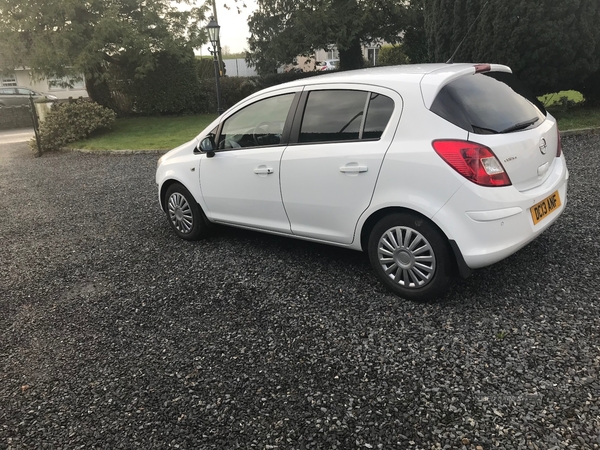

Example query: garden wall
[0,106,33,130]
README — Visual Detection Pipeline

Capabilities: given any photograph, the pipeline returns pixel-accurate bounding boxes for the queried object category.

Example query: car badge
[539,138,547,155]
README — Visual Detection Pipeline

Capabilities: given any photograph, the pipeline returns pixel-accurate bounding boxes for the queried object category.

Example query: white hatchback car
[156,63,568,301]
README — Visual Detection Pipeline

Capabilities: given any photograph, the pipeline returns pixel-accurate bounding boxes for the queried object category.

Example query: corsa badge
[539,138,547,155]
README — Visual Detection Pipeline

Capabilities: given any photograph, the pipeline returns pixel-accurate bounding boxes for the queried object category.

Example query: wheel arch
[159,179,181,212]
[359,206,471,278]
[160,178,203,213]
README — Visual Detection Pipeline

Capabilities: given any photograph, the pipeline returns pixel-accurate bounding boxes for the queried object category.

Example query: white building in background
[224,58,258,77]
[286,45,383,73]
[1,68,88,99]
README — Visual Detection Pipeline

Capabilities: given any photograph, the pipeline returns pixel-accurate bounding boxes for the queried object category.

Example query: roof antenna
[446,1,490,64]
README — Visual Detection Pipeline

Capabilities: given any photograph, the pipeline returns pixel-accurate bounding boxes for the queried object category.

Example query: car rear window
[430,73,546,135]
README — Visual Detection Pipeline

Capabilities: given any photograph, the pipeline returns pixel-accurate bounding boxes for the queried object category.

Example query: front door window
[218,94,295,149]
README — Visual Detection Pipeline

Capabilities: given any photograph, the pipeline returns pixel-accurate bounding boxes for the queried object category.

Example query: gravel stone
[1,134,599,449]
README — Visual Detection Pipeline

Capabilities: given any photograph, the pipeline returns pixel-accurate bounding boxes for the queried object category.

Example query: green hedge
[126,52,206,115]
[199,71,326,113]
[578,70,600,107]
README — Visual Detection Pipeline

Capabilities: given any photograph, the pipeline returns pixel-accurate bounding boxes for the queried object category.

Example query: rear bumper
[433,156,568,269]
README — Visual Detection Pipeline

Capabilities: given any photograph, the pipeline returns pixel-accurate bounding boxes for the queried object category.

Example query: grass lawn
[70,114,218,150]
[550,106,600,131]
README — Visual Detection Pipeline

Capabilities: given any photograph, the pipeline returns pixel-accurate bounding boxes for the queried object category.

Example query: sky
[200,0,258,56]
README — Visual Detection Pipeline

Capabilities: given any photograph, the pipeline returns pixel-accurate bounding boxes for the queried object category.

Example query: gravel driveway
[1,135,599,450]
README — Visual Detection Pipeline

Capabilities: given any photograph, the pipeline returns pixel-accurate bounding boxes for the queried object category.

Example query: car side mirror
[198,136,216,158]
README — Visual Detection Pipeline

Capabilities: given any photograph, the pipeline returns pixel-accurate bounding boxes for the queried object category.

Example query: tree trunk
[85,68,112,108]
[84,65,129,116]
[338,38,364,71]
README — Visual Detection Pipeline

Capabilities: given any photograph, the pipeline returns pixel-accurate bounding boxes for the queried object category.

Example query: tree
[246,0,408,75]
[402,0,428,64]
[417,0,600,96]
[0,0,210,109]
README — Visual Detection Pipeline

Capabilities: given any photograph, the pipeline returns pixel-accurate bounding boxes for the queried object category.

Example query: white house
[1,68,88,99]
[285,45,383,72]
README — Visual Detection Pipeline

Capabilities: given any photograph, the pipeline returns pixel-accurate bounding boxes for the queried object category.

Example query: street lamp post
[206,16,224,116]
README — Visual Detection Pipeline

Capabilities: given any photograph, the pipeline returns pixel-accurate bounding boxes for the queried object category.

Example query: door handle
[340,165,368,173]
[254,167,274,175]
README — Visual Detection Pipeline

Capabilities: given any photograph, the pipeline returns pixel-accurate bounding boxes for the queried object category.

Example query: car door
[199,89,300,233]
[0,88,17,106]
[280,86,401,244]
[15,88,34,106]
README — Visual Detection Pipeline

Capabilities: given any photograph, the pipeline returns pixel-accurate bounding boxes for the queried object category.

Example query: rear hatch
[428,69,558,191]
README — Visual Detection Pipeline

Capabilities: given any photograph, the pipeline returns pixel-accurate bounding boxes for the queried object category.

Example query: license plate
[530,191,561,225]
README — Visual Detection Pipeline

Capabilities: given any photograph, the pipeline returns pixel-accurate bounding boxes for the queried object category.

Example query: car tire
[367,212,454,301]
[164,183,209,241]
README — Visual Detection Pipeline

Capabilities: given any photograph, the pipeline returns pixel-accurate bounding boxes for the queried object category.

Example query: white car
[316,59,339,71]
[156,63,568,301]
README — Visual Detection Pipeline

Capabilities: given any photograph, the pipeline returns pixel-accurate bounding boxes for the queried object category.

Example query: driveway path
[1,138,599,449]
[0,128,34,145]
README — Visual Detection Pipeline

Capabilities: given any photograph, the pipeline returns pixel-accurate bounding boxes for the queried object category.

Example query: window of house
[367,48,380,66]
[299,90,395,144]
[47,75,85,91]
[218,93,295,149]
[1,74,17,87]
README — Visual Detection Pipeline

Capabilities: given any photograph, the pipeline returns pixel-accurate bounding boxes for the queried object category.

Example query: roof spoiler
[420,64,512,109]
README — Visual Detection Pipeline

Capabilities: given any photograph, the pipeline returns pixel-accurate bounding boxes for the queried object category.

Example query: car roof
[249,63,512,107]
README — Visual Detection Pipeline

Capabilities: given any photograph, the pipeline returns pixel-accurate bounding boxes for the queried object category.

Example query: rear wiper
[499,117,540,134]
[471,125,498,134]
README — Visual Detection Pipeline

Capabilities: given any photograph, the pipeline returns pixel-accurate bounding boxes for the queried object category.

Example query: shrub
[377,45,410,66]
[33,99,116,152]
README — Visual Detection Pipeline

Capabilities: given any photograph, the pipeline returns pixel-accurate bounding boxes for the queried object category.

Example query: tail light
[556,127,562,157]
[432,140,512,187]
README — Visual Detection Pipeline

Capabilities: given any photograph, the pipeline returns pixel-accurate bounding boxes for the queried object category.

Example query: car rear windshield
[430,73,546,135]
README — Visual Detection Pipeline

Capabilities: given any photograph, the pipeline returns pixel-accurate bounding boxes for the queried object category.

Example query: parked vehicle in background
[0,87,57,107]
[315,59,339,71]
[156,63,568,301]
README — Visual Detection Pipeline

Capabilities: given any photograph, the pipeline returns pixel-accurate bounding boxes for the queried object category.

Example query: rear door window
[298,90,394,143]
[430,73,545,135]
[299,90,367,143]
[363,93,395,139]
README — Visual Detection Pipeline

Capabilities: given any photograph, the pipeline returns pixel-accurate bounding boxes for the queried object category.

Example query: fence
[224,58,258,77]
